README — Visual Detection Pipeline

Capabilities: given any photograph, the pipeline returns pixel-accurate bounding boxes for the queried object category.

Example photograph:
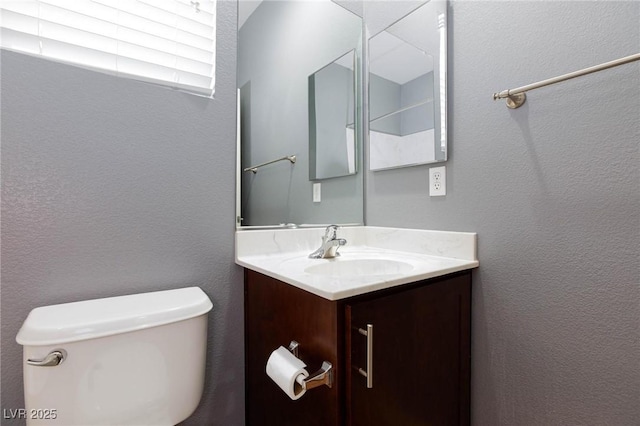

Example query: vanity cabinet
[244,269,471,426]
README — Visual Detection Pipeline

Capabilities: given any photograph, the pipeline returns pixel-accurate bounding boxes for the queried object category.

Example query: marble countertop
[235,226,479,301]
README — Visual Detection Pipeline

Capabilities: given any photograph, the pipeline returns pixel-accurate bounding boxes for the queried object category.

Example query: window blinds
[0,0,216,96]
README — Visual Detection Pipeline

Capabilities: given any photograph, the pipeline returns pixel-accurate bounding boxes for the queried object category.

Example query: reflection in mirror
[238,0,363,228]
[309,49,357,180]
[368,1,447,171]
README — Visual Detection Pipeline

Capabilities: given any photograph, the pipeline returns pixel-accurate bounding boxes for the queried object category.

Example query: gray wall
[367,1,639,425]
[0,2,244,425]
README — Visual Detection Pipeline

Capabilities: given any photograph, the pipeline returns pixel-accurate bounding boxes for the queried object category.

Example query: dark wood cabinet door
[346,273,471,426]
[244,270,343,426]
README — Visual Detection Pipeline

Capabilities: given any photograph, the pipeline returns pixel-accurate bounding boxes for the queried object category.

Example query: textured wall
[0,1,244,425]
[367,1,639,424]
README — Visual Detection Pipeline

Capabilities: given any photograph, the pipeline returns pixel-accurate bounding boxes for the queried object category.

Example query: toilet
[16,287,213,426]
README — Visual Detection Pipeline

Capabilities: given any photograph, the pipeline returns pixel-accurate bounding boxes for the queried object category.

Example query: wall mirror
[309,49,357,180]
[367,0,447,171]
[237,0,363,228]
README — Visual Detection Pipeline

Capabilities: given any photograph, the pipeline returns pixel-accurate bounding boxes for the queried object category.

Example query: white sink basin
[304,258,414,277]
[235,226,479,300]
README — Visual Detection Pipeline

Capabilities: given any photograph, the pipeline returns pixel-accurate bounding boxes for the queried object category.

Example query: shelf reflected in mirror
[367,0,447,171]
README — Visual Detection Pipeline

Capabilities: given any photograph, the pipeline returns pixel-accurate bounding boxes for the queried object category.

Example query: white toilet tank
[16,287,213,426]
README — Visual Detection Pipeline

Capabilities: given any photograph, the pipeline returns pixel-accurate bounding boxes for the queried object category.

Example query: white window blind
[0,0,216,96]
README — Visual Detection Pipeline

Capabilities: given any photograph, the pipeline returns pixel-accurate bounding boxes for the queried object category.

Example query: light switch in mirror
[309,49,357,180]
[368,1,447,171]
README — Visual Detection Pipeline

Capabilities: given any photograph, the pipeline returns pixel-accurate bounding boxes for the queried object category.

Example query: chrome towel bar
[493,53,640,109]
[244,155,296,174]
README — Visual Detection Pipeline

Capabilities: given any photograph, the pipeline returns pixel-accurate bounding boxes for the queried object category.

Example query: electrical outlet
[429,166,446,196]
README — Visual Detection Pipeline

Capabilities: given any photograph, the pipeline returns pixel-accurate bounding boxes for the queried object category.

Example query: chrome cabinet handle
[357,324,373,388]
[27,350,66,367]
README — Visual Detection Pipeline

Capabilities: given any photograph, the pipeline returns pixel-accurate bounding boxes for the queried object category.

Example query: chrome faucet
[309,225,347,259]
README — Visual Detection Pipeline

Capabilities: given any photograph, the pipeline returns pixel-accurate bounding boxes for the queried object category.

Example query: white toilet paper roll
[266,346,309,400]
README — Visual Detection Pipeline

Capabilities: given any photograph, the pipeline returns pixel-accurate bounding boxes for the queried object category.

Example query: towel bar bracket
[506,92,526,109]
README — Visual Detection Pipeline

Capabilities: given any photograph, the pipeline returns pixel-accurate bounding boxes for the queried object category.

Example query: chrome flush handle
[27,349,66,367]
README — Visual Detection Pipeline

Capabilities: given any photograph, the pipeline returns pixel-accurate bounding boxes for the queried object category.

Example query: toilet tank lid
[16,287,213,346]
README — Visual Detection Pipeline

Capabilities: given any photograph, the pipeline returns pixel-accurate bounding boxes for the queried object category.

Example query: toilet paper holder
[288,340,333,390]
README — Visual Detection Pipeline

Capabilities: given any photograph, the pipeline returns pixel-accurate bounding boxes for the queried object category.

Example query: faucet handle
[324,225,339,240]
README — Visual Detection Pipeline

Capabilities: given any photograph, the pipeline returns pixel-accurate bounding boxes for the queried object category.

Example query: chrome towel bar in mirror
[244,155,296,174]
